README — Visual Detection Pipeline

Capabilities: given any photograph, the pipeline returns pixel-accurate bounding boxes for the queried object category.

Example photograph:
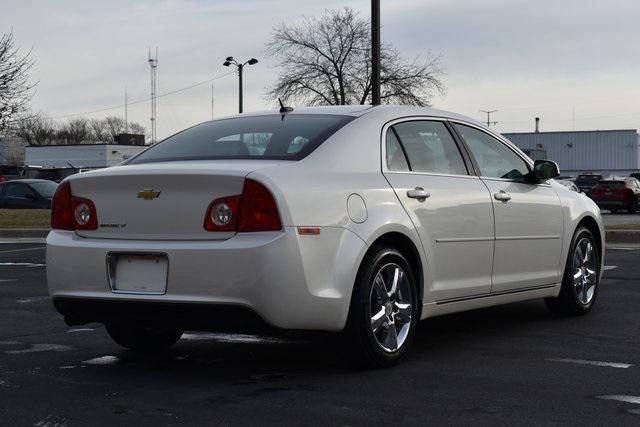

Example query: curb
[605,230,640,245]
[0,229,50,238]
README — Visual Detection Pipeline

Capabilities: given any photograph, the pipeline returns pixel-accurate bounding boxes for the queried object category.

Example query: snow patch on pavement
[82,355,120,365]
[546,358,633,369]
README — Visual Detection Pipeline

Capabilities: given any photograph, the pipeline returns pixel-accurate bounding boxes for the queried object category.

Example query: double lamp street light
[223,56,259,114]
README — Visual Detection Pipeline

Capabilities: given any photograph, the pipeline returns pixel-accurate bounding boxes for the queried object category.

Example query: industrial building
[503,129,640,177]
[24,142,146,169]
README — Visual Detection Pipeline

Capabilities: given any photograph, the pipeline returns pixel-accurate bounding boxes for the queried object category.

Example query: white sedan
[47,105,604,367]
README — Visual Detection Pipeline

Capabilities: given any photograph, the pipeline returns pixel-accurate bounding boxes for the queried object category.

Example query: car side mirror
[527,160,560,183]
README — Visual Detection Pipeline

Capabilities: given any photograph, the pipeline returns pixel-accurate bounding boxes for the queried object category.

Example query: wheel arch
[366,231,425,311]
[575,215,603,268]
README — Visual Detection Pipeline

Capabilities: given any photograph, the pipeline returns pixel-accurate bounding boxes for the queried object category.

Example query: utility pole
[211,83,219,120]
[124,87,128,133]
[148,47,158,143]
[371,0,381,105]
[480,109,498,127]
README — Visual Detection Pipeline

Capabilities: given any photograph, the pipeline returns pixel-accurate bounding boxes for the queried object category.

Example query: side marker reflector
[297,227,321,235]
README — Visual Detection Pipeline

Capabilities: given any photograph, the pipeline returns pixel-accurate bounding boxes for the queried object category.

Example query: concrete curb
[0,229,50,238]
[1,228,639,244]
[605,230,640,245]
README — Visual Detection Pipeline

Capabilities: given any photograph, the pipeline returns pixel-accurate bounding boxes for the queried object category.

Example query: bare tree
[128,121,146,136]
[89,118,111,142]
[12,113,56,146]
[266,7,445,106]
[0,137,26,166]
[58,117,89,144]
[103,116,126,139]
[0,30,37,132]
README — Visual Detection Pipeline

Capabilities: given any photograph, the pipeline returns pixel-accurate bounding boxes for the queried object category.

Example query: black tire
[105,323,183,352]
[344,246,419,368]
[545,227,599,316]
[629,202,637,214]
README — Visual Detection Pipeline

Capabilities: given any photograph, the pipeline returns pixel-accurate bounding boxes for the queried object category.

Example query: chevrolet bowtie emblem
[137,189,161,200]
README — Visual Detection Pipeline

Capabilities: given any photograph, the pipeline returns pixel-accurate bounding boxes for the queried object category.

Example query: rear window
[596,181,625,188]
[575,175,603,185]
[129,114,354,164]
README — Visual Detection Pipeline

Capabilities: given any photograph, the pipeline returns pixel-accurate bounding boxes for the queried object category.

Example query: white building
[24,144,146,169]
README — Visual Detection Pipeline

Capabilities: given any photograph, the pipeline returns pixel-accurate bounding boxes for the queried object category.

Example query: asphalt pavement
[1,241,640,426]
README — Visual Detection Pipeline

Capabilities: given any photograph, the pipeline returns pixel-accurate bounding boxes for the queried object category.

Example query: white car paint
[47,105,604,332]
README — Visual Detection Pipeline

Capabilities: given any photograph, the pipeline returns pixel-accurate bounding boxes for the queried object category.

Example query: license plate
[107,253,168,295]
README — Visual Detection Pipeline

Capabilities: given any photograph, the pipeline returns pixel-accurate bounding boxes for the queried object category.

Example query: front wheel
[545,227,599,315]
[106,323,183,352]
[344,246,419,368]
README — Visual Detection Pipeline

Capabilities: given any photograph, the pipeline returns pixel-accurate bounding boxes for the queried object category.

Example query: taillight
[51,181,98,230]
[237,179,282,232]
[203,178,282,233]
[204,195,240,231]
[51,181,73,230]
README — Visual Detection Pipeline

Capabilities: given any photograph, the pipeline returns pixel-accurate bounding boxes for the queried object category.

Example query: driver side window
[454,124,529,180]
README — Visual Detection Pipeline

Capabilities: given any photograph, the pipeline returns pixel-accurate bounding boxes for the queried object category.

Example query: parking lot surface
[1,242,639,426]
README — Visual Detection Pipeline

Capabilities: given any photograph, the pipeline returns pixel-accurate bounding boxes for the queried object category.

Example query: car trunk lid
[69,160,284,240]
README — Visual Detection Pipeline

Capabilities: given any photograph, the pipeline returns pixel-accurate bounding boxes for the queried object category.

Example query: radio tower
[148,47,158,144]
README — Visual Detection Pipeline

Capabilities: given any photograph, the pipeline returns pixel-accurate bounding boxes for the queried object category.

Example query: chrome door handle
[494,190,511,202]
[407,187,430,201]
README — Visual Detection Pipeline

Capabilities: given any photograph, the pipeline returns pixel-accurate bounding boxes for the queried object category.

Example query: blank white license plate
[108,254,168,294]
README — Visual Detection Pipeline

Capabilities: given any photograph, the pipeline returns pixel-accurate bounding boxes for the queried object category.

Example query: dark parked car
[0,179,58,209]
[629,172,640,181]
[591,177,640,213]
[575,174,603,196]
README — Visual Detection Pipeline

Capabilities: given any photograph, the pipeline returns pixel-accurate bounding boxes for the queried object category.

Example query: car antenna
[279,98,293,114]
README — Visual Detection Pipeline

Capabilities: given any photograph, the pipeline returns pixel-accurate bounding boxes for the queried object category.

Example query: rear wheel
[344,246,419,368]
[545,227,599,315]
[106,323,183,352]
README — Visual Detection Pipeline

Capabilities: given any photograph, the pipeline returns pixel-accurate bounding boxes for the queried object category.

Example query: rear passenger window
[386,129,410,172]
[391,121,468,175]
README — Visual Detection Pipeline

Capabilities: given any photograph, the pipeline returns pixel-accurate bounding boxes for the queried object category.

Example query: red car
[591,178,640,213]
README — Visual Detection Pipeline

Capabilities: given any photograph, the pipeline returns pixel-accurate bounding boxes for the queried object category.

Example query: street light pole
[371,0,381,105]
[223,56,258,114]
[238,63,243,114]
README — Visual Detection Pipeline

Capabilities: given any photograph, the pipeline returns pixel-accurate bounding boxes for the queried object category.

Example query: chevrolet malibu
[47,105,604,367]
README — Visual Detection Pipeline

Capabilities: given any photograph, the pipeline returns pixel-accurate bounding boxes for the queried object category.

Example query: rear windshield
[575,175,603,185]
[129,114,354,164]
[30,181,58,198]
[596,181,625,188]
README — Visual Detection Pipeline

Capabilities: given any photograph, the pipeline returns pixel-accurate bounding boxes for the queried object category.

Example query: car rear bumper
[47,227,367,332]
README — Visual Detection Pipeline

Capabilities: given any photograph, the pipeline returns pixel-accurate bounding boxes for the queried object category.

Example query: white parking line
[0,262,45,267]
[598,395,640,405]
[546,358,633,369]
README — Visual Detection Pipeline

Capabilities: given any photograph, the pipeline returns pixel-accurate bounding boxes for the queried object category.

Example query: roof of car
[0,179,55,184]
[212,104,484,125]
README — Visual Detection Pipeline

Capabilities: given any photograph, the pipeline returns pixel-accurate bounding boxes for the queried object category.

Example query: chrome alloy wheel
[369,263,414,353]
[573,237,597,305]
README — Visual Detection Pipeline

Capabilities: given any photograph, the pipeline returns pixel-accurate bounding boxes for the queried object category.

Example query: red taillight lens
[204,195,240,231]
[203,178,282,233]
[51,181,98,230]
[237,179,282,232]
[51,181,73,230]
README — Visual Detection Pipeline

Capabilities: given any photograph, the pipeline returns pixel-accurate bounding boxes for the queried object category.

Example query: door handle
[407,187,430,201]
[494,190,512,202]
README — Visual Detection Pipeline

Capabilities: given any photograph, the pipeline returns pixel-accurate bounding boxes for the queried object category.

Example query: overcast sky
[3,0,640,138]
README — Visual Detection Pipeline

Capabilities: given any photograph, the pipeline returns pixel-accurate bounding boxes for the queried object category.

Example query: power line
[50,71,234,120]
